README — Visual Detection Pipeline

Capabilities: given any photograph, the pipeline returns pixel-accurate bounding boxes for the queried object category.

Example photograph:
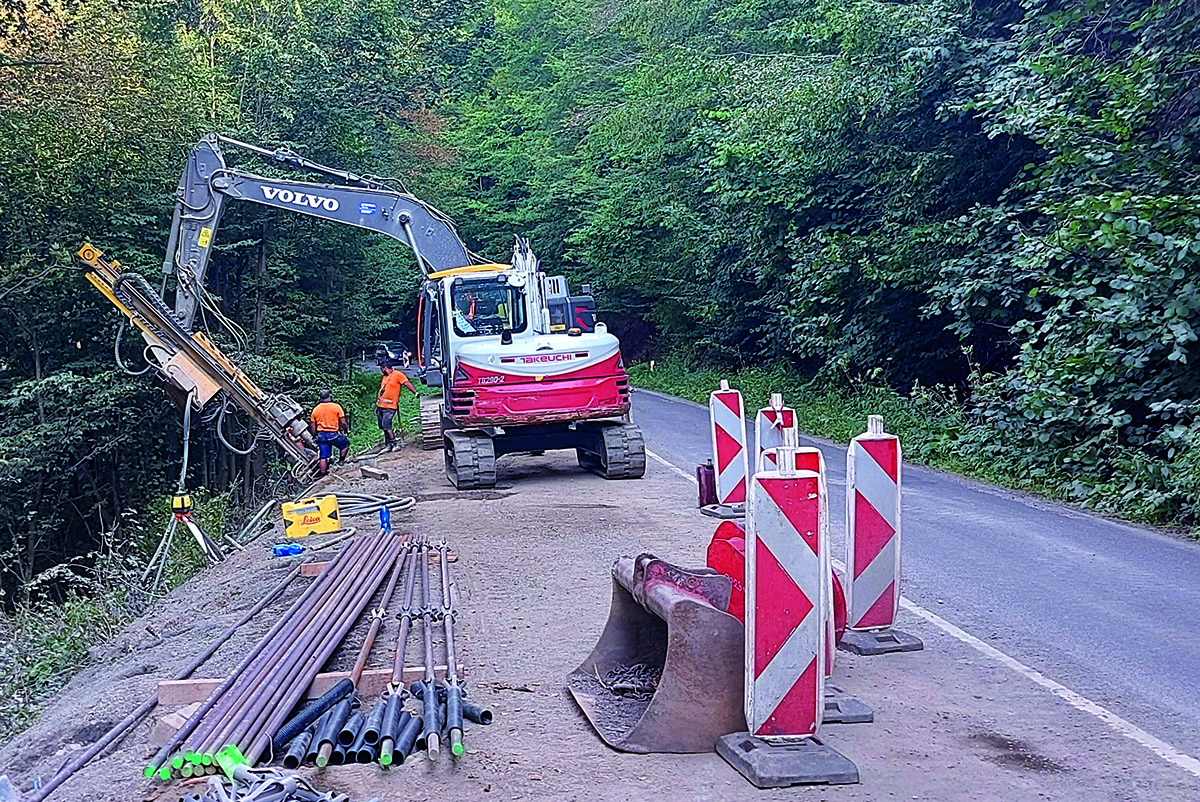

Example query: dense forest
[1,0,1198,621]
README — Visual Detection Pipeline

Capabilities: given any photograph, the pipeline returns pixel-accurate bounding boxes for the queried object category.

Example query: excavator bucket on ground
[568,554,745,753]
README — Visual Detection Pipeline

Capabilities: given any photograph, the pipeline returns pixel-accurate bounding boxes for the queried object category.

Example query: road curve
[632,387,1200,758]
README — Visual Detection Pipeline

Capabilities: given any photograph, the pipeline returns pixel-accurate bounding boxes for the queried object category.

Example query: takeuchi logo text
[520,354,573,363]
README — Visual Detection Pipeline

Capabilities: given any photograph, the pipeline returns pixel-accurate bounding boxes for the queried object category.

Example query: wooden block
[158,665,451,706]
[361,466,389,480]
[149,702,202,747]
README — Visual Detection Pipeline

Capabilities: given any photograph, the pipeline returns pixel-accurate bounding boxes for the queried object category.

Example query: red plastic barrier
[706,520,746,622]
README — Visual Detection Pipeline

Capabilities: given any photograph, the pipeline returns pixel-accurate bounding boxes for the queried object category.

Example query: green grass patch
[339,370,434,453]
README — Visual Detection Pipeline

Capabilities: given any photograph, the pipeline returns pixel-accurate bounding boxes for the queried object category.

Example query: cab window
[451,279,526,337]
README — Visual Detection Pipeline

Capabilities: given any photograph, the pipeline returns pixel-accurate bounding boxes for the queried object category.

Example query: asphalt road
[631,387,1200,761]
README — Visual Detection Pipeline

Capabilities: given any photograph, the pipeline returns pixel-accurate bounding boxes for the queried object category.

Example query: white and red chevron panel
[846,415,902,631]
[761,446,838,676]
[709,382,748,505]
[754,395,797,472]
[745,468,829,738]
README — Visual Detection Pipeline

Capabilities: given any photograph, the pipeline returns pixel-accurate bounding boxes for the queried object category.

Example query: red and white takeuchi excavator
[81,134,644,488]
[416,238,645,488]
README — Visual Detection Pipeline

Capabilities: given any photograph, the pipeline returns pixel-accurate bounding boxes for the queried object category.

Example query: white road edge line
[646,445,1200,779]
[646,448,697,483]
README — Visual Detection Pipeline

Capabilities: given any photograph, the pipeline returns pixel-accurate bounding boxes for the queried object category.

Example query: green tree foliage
[0,0,487,607]
[438,0,1200,526]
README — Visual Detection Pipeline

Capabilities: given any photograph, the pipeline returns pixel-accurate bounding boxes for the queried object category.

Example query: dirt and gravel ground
[2,440,1198,801]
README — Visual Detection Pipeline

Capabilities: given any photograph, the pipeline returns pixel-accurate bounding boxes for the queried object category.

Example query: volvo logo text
[261,186,340,212]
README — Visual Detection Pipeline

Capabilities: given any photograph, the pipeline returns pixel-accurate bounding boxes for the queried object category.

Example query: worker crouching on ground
[310,389,350,475]
[377,361,418,451]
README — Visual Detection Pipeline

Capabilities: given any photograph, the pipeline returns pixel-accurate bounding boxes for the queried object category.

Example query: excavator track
[577,422,646,480]
[420,397,444,451]
[444,430,497,489]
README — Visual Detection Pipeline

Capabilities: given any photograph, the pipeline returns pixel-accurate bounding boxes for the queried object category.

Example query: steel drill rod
[187,534,381,758]
[243,536,403,764]
[34,563,300,797]
[172,536,372,763]
[418,541,440,759]
[437,541,466,756]
[145,552,340,777]
[234,535,398,762]
[243,534,401,758]
[390,535,423,686]
[201,529,388,754]
[349,540,412,686]
[197,533,384,754]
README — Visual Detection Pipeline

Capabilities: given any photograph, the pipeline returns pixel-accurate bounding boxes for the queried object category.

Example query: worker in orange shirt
[378,361,418,451]
[309,389,349,476]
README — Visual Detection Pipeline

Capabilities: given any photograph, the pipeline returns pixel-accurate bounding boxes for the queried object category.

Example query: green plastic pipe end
[215,744,248,779]
[157,765,172,781]
[180,764,193,779]
[171,755,184,770]
[143,764,155,779]
[201,753,213,766]
[452,742,465,756]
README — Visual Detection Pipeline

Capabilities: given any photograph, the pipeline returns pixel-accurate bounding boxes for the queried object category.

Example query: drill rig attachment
[79,244,317,476]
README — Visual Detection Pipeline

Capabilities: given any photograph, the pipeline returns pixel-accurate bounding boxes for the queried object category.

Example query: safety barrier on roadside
[706,520,747,621]
[744,438,827,738]
[705,381,748,517]
[760,445,835,675]
[841,415,922,655]
[754,394,796,472]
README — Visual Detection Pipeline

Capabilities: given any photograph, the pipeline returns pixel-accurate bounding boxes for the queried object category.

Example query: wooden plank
[158,665,452,706]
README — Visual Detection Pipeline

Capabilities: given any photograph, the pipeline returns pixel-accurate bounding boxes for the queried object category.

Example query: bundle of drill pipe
[146,531,404,780]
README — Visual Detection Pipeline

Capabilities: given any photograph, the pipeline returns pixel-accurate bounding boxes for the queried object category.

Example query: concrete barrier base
[839,628,923,655]
[717,733,859,787]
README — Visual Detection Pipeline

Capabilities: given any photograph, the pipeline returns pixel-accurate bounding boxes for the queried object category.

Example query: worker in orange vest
[309,389,349,476]
[377,361,418,451]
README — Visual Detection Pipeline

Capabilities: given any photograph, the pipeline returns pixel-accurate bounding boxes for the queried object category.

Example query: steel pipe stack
[145,531,404,780]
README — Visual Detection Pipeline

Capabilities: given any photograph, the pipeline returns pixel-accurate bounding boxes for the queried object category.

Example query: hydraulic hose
[270,677,354,753]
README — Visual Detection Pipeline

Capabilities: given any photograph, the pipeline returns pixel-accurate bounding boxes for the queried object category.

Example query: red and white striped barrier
[754,393,796,472]
[840,415,922,655]
[846,415,900,630]
[745,440,829,738]
[709,381,748,507]
[763,445,838,676]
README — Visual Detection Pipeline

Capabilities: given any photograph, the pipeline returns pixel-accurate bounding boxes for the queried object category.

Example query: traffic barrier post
[703,381,748,519]
[754,393,796,472]
[840,415,923,655]
[720,433,858,786]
